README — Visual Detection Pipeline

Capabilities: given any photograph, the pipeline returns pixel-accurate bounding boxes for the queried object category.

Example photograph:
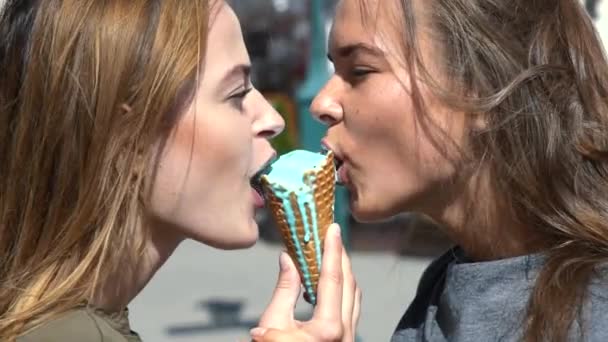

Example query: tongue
[252,188,265,208]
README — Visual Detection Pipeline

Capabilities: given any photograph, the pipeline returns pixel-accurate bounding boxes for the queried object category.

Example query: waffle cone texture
[261,152,335,305]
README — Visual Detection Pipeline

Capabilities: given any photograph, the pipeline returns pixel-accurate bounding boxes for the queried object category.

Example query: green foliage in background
[267,94,298,154]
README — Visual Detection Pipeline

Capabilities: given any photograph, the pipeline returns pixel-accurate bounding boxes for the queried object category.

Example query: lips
[250,153,278,202]
[321,140,346,185]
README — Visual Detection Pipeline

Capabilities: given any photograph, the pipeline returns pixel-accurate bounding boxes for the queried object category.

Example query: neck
[91,218,183,312]
[437,200,546,261]
[424,168,549,261]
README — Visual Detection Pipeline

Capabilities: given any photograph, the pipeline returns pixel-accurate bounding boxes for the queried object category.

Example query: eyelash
[228,87,253,106]
[350,67,374,79]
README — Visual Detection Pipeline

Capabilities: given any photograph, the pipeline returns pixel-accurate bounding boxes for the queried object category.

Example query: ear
[471,112,488,131]
[120,103,133,114]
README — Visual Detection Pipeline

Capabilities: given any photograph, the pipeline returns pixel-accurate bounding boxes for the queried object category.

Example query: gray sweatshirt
[391,248,608,342]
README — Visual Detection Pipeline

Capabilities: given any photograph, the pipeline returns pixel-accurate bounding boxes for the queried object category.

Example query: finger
[251,327,309,342]
[352,286,362,335]
[250,327,268,342]
[258,252,301,327]
[340,247,357,334]
[314,223,344,321]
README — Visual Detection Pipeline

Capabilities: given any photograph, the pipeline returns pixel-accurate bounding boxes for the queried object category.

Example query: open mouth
[250,155,277,199]
[321,145,345,184]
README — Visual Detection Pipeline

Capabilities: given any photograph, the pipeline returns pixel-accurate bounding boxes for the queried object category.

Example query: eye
[227,87,253,109]
[350,67,375,78]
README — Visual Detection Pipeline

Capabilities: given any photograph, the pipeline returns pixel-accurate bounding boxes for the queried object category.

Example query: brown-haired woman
[252,0,608,341]
[0,0,360,341]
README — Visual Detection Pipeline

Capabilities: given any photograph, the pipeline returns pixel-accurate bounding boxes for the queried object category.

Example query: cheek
[347,80,408,135]
[189,111,252,180]
[347,80,460,184]
[415,87,469,170]
[150,110,251,198]
[148,116,208,205]
[346,80,413,156]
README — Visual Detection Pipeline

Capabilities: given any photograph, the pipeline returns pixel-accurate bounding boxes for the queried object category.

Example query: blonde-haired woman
[0,0,360,341]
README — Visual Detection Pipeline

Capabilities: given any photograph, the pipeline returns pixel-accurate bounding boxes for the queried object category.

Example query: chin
[212,220,259,250]
[350,195,402,223]
[219,239,258,250]
[351,210,392,223]
[226,232,259,249]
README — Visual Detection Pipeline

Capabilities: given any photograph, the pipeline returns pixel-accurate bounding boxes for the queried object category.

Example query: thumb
[258,252,301,327]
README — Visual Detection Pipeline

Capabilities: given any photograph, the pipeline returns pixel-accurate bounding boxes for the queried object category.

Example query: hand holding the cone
[251,224,361,342]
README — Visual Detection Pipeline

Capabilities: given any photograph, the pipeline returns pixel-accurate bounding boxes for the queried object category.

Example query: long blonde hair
[0,0,209,339]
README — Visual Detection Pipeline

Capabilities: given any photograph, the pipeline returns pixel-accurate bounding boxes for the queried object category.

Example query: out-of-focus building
[228,0,337,155]
[229,0,335,90]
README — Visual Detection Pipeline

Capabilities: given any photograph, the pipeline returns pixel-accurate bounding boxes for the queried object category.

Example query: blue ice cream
[260,150,335,305]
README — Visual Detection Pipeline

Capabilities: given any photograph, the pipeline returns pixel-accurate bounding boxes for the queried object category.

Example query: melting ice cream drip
[260,150,334,305]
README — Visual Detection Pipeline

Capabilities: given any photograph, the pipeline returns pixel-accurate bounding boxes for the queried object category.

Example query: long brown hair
[0,0,209,339]
[387,0,608,340]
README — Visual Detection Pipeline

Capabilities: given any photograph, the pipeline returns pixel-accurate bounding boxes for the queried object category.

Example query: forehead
[330,0,402,54]
[204,3,249,76]
[331,0,373,44]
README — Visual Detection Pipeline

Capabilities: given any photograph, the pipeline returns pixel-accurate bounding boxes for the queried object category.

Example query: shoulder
[582,271,608,339]
[393,247,456,332]
[17,308,128,342]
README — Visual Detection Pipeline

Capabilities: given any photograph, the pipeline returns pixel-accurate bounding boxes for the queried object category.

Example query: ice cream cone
[261,151,335,305]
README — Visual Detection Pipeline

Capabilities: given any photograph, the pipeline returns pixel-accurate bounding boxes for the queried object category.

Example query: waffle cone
[261,152,335,303]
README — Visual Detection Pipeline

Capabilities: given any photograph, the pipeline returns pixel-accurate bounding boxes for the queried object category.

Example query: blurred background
[130,1,608,341]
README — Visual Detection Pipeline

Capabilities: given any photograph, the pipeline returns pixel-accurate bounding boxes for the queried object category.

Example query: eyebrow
[218,64,251,90]
[327,43,384,62]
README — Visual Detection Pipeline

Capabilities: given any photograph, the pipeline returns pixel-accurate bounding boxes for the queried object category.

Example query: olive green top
[17,306,142,342]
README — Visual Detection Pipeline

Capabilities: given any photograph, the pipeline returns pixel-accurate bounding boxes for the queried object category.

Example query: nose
[310,76,343,126]
[250,88,285,139]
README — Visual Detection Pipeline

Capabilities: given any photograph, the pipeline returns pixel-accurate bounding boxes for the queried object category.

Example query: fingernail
[250,327,266,337]
[333,223,342,239]
[279,252,290,271]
